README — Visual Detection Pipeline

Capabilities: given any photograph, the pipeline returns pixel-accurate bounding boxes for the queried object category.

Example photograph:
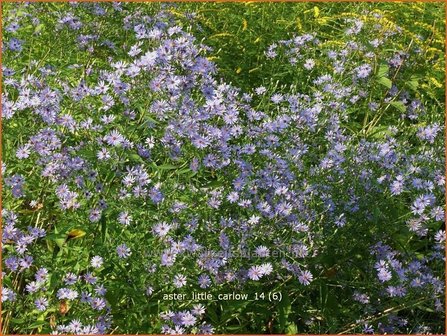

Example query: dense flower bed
[1,2,445,334]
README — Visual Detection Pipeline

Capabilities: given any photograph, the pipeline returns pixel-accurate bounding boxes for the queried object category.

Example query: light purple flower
[298,270,313,285]
[35,297,49,311]
[91,256,104,268]
[116,244,131,259]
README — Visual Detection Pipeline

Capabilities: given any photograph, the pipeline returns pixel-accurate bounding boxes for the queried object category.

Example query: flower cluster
[1,2,444,334]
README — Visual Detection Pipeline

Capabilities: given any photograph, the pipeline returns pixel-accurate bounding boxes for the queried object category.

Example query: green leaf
[390,101,407,113]
[34,23,45,34]
[417,305,435,313]
[325,290,339,313]
[11,317,25,324]
[287,322,298,335]
[370,125,391,140]
[48,272,59,291]
[54,238,66,249]
[129,153,145,163]
[206,304,220,324]
[205,179,224,188]
[377,64,389,78]
[46,230,66,249]
[278,291,292,332]
[25,320,46,330]
[407,76,419,91]
[152,163,178,170]
[377,76,392,89]
[101,216,108,243]
[177,168,192,175]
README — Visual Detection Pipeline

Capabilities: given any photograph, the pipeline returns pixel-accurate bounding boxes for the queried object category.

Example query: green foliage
[1,2,444,334]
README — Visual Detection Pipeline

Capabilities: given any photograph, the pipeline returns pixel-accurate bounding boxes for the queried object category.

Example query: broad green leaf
[377,76,392,89]
[377,64,389,77]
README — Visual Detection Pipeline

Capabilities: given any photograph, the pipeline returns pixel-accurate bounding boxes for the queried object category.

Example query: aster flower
[303,58,315,70]
[16,144,31,159]
[146,286,154,296]
[377,268,392,282]
[161,249,177,267]
[198,274,211,288]
[199,324,214,334]
[434,230,446,244]
[19,255,33,269]
[411,197,426,215]
[247,265,264,281]
[192,304,206,316]
[298,270,313,285]
[192,135,211,149]
[118,211,132,226]
[8,37,23,52]
[89,208,102,222]
[226,191,239,203]
[254,86,267,95]
[153,222,172,237]
[57,288,78,300]
[35,297,49,311]
[353,292,370,304]
[259,263,273,275]
[354,64,372,79]
[91,256,104,268]
[173,274,187,288]
[26,281,41,293]
[84,272,97,284]
[149,187,164,204]
[35,268,49,283]
[271,93,283,104]
[116,244,131,259]
[255,245,270,257]
[363,324,374,334]
[104,130,125,146]
[2,287,17,302]
[67,319,83,333]
[91,297,107,310]
[417,124,440,144]
[181,312,196,326]
[95,285,107,296]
